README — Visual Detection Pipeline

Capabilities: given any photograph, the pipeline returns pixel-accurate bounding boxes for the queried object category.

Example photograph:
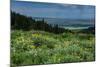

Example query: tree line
[11,12,66,34]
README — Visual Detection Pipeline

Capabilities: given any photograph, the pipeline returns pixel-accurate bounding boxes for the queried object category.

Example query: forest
[11,12,67,34]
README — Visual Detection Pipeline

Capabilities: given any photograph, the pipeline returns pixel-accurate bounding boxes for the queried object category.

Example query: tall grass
[11,30,95,66]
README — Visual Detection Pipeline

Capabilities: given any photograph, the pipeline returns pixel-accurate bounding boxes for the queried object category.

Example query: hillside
[11,11,95,66]
[11,30,95,66]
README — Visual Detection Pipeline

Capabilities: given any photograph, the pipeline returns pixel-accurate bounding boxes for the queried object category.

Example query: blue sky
[11,1,95,20]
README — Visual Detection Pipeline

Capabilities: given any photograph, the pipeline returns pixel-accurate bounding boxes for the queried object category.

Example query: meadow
[11,29,95,66]
[10,1,95,66]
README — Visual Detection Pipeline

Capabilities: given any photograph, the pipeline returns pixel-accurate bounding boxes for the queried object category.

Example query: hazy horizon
[11,1,95,28]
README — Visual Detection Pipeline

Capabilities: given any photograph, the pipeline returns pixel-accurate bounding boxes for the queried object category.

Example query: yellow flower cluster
[32,33,42,38]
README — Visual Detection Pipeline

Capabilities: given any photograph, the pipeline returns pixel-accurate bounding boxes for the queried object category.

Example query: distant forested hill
[11,12,66,34]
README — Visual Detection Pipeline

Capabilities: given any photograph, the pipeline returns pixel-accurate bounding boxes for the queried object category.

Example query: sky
[11,1,95,20]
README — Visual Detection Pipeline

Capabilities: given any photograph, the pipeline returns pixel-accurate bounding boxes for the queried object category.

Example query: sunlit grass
[11,30,95,66]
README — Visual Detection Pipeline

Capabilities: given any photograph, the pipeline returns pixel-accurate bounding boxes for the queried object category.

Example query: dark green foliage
[78,26,95,34]
[11,11,66,34]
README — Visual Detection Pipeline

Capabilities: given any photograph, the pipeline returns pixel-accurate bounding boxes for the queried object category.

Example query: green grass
[11,30,95,66]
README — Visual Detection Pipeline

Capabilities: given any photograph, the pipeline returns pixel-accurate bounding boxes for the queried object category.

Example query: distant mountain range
[32,17,95,27]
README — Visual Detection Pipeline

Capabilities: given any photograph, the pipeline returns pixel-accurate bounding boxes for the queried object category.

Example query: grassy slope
[11,30,95,66]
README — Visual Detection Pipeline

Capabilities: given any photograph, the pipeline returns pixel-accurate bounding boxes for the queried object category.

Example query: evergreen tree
[11,11,66,34]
